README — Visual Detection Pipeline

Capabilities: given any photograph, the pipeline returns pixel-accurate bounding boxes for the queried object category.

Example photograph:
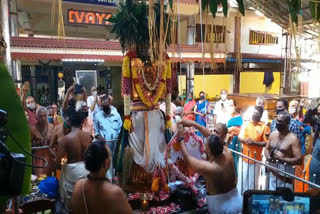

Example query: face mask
[276,123,287,132]
[289,107,297,114]
[221,94,227,101]
[92,91,97,96]
[200,95,205,100]
[276,109,285,115]
[27,103,36,110]
[187,98,192,102]
[47,117,54,124]
[252,114,261,122]
[103,105,111,114]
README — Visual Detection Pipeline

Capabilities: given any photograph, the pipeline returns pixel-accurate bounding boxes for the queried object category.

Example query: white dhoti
[206,187,243,214]
[268,162,295,191]
[59,162,89,212]
[237,159,261,195]
[129,110,167,172]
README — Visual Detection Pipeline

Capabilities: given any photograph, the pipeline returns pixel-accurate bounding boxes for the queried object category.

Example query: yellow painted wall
[178,75,187,96]
[194,74,233,99]
[179,74,232,99]
[240,71,280,94]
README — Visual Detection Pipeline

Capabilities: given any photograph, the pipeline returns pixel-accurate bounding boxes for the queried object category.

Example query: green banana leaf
[236,0,245,16]
[0,64,31,202]
[310,1,316,21]
[287,0,299,23]
[169,0,173,11]
[310,1,320,21]
[222,0,228,17]
[209,0,218,18]
[201,0,209,12]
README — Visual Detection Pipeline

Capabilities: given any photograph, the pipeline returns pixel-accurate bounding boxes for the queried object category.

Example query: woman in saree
[226,99,243,175]
[183,92,196,121]
[194,91,209,138]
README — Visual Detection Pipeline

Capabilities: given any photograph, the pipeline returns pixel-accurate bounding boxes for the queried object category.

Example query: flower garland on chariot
[165,131,206,194]
[121,51,172,132]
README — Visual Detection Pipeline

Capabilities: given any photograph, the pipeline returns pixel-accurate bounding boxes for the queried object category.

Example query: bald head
[212,123,228,141]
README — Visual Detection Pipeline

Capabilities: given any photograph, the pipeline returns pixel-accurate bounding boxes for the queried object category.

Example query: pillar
[9,0,22,84]
[187,15,196,46]
[233,15,241,93]
[1,0,12,76]
[186,16,195,96]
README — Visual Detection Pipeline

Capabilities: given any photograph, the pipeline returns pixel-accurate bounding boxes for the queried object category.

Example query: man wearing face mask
[270,99,301,139]
[237,106,270,194]
[87,86,99,119]
[265,111,302,190]
[21,82,38,127]
[93,95,122,179]
[215,89,229,124]
[47,106,55,125]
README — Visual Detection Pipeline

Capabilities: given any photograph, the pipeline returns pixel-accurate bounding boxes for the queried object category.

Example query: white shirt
[215,99,230,124]
[87,95,99,119]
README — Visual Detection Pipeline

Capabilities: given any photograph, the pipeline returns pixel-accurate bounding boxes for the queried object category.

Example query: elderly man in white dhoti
[129,109,167,172]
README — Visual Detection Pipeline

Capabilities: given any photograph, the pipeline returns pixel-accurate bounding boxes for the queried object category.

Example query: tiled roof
[11,52,228,62]
[10,37,281,61]
[10,37,122,50]
[11,53,123,61]
[11,37,206,53]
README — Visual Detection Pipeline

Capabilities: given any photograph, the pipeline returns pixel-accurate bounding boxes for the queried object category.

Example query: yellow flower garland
[122,55,171,131]
[166,60,171,78]
[122,56,130,78]
[122,56,131,131]
[132,61,167,108]
[123,118,132,131]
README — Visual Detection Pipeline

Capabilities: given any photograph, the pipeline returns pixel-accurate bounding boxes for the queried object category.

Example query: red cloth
[27,109,37,127]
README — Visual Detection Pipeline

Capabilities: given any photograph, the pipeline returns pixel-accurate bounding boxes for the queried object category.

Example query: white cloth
[268,162,295,191]
[59,162,89,212]
[106,139,117,180]
[237,160,261,195]
[160,102,176,117]
[87,95,99,119]
[129,110,167,172]
[206,187,243,214]
[215,99,230,124]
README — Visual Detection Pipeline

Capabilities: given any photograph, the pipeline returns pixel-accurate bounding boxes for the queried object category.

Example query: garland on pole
[165,131,206,194]
[121,51,172,131]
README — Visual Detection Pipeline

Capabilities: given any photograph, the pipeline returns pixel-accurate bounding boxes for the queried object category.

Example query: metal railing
[31,146,50,151]
[228,142,320,195]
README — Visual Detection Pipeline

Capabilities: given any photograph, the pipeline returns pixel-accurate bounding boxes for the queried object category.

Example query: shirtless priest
[72,141,132,214]
[178,120,242,214]
[265,111,302,190]
[57,110,92,212]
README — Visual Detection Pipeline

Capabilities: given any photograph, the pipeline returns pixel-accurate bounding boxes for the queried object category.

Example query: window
[249,30,278,45]
[196,24,226,43]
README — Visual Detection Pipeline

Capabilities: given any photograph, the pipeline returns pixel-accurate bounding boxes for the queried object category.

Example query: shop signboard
[63,0,116,7]
[68,9,112,26]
